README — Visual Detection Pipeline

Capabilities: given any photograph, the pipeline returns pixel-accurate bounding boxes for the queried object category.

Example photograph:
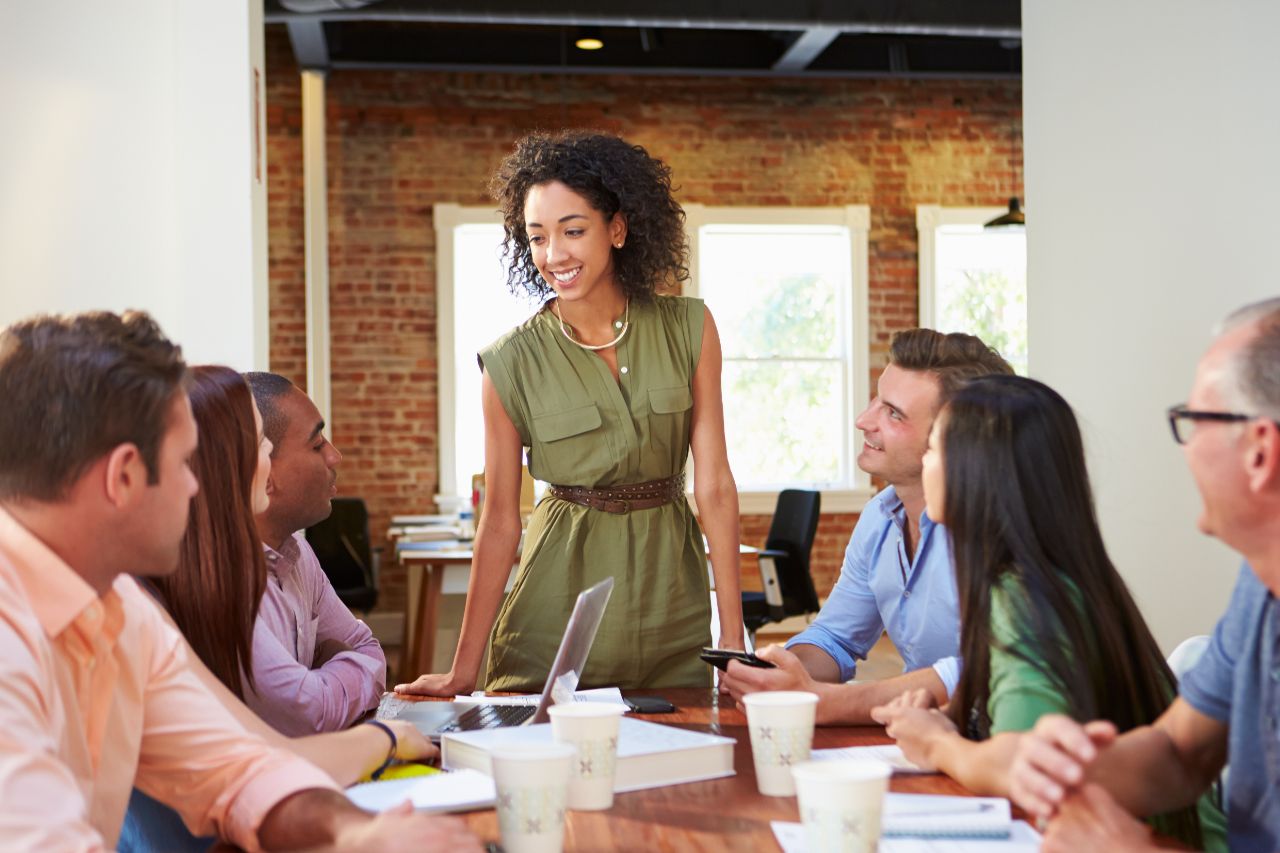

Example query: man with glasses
[723,328,1012,723]
[1007,297,1280,851]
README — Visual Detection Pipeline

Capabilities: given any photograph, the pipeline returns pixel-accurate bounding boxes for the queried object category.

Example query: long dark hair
[151,366,268,701]
[941,375,1202,845]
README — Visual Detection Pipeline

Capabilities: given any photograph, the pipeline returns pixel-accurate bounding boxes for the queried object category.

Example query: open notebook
[881,793,1011,838]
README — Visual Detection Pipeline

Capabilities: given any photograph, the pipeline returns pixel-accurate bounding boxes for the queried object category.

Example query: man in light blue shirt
[791,485,961,694]
[724,329,1012,723]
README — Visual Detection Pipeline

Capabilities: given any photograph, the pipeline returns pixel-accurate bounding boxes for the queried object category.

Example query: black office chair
[305,497,380,612]
[741,489,822,645]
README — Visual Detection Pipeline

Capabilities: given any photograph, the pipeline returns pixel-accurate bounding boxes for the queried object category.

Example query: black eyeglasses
[1165,404,1276,445]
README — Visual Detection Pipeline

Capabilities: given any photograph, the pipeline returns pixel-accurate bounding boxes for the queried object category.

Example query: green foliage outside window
[721,273,843,487]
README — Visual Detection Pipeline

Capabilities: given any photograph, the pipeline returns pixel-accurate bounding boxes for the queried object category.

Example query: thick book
[441,717,736,792]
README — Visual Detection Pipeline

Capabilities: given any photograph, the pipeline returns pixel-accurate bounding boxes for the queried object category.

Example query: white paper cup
[741,691,819,796]
[791,760,892,853]
[491,743,577,853]
[548,703,627,811]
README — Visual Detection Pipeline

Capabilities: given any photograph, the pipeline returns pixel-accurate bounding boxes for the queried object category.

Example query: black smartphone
[624,695,677,714]
[699,647,777,671]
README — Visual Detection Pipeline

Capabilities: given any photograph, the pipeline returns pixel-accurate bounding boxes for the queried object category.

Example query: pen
[890,802,996,816]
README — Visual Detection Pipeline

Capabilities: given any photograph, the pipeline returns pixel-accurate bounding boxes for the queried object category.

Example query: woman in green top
[871,375,1224,851]
[397,132,743,696]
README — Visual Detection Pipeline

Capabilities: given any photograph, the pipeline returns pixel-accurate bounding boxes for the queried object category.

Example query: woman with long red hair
[120,367,438,851]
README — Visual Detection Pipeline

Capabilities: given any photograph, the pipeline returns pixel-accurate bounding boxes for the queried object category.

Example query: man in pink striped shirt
[0,311,477,851]
[244,372,386,736]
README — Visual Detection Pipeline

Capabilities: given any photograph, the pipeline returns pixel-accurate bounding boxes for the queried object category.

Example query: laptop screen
[530,575,614,723]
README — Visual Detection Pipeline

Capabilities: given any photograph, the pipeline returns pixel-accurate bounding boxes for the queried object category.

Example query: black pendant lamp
[986,116,1025,230]
[985,197,1025,228]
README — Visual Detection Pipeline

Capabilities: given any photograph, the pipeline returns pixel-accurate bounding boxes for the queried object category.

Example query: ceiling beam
[773,27,839,72]
[265,0,1020,39]
[327,59,1017,80]
[287,19,330,69]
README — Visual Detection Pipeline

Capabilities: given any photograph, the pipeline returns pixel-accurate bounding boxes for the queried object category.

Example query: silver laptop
[385,576,614,742]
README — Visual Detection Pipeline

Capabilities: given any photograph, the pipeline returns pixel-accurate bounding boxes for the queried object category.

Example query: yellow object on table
[359,762,441,784]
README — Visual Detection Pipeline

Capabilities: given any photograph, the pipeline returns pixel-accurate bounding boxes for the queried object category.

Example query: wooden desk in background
[412,687,976,850]
[396,544,767,683]
[395,541,490,682]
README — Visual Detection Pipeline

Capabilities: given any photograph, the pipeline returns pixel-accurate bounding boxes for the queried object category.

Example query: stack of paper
[346,768,496,814]
[809,744,933,775]
[395,526,463,542]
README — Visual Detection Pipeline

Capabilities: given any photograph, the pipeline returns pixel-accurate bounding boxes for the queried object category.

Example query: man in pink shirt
[0,311,478,851]
[244,372,386,736]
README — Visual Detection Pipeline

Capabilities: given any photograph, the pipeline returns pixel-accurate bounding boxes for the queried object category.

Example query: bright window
[434,204,543,500]
[917,206,1028,375]
[685,205,871,513]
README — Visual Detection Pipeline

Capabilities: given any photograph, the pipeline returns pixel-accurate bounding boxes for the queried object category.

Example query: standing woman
[399,132,743,694]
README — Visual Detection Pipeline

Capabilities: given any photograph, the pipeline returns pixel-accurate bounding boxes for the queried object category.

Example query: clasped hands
[1005,715,1158,851]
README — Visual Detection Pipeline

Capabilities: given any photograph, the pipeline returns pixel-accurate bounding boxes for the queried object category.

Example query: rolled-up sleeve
[134,605,337,852]
[785,523,884,682]
[930,656,962,697]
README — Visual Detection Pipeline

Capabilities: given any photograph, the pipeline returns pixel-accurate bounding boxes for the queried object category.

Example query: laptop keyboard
[437,702,537,735]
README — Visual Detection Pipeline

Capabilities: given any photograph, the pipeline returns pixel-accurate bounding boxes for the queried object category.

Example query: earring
[614,242,623,248]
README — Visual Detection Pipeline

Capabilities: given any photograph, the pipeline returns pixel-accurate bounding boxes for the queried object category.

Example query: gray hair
[1216,297,1280,420]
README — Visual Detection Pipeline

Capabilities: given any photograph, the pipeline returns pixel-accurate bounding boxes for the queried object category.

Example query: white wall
[0,0,268,369]
[1024,0,1279,650]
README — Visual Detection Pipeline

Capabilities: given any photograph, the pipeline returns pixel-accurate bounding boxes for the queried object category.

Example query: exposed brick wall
[265,27,1021,612]
[265,48,307,389]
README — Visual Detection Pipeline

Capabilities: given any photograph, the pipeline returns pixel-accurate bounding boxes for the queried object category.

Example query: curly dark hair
[490,131,689,302]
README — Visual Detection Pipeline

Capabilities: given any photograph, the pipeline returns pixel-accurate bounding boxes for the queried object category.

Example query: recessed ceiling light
[575,27,604,51]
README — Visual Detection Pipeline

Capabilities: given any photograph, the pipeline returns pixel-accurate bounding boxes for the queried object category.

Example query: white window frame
[434,203,506,501]
[916,204,1013,329]
[683,204,873,514]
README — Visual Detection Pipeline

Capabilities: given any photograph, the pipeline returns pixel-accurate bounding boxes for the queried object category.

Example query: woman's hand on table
[384,719,439,763]
[393,671,472,698]
[869,689,957,771]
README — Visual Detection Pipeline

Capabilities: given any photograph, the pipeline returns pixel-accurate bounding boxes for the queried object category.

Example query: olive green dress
[478,295,712,692]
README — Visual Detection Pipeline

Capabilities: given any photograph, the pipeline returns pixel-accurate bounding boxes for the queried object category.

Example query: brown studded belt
[548,473,686,514]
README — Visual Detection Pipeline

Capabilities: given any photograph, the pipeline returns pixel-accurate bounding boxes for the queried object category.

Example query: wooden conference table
[423,687,978,851]
[397,543,766,682]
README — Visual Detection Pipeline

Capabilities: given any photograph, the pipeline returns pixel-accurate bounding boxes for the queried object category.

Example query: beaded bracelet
[365,720,398,781]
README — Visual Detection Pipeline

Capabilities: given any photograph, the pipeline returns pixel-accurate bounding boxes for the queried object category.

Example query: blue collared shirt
[785,485,962,694]
[1180,564,1280,850]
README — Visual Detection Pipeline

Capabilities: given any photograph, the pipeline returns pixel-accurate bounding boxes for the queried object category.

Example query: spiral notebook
[882,793,1011,838]
[771,817,1041,852]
